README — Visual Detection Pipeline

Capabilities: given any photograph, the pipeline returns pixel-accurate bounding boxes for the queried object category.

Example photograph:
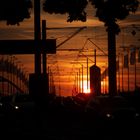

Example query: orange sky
[0,2,140,96]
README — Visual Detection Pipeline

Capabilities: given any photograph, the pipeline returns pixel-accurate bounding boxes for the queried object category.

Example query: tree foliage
[89,0,139,33]
[43,0,88,22]
[0,0,32,25]
[43,0,139,33]
[0,0,139,29]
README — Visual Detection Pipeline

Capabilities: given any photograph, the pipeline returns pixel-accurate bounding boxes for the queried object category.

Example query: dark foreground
[0,94,140,139]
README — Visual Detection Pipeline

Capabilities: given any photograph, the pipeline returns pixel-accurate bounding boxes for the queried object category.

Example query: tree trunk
[108,25,117,96]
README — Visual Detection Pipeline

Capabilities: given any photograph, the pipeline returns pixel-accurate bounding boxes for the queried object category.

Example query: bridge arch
[0,56,29,96]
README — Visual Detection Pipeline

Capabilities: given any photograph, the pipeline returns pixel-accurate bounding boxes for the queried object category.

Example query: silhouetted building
[90,65,101,96]
[29,73,49,101]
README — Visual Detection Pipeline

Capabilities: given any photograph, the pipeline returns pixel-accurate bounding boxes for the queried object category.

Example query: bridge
[0,56,29,96]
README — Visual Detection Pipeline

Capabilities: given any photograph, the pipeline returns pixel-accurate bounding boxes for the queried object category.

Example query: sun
[83,87,91,94]
[83,80,90,94]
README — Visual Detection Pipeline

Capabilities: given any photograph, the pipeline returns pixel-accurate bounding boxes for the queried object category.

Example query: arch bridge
[0,56,29,96]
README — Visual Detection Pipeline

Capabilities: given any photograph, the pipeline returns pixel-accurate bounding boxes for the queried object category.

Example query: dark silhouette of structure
[0,56,29,95]
[90,65,101,96]
[29,73,49,101]
[0,0,56,100]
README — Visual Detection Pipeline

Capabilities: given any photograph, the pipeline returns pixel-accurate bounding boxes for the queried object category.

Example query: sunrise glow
[0,1,140,97]
[83,87,91,94]
[82,80,91,94]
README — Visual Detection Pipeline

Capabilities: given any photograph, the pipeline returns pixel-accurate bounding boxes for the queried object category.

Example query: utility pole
[127,48,130,93]
[79,69,80,93]
[81,64,84,93]
[94,49,96,66]
[42,20,47,74]
[87,57,88,91]
[76,72,78,93]
[34,0,41,74]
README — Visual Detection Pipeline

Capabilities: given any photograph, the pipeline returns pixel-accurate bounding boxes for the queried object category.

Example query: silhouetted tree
[89,0,139,95]
[0,0,32,25]
[43,0,88,22]
[43,0,139,96]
